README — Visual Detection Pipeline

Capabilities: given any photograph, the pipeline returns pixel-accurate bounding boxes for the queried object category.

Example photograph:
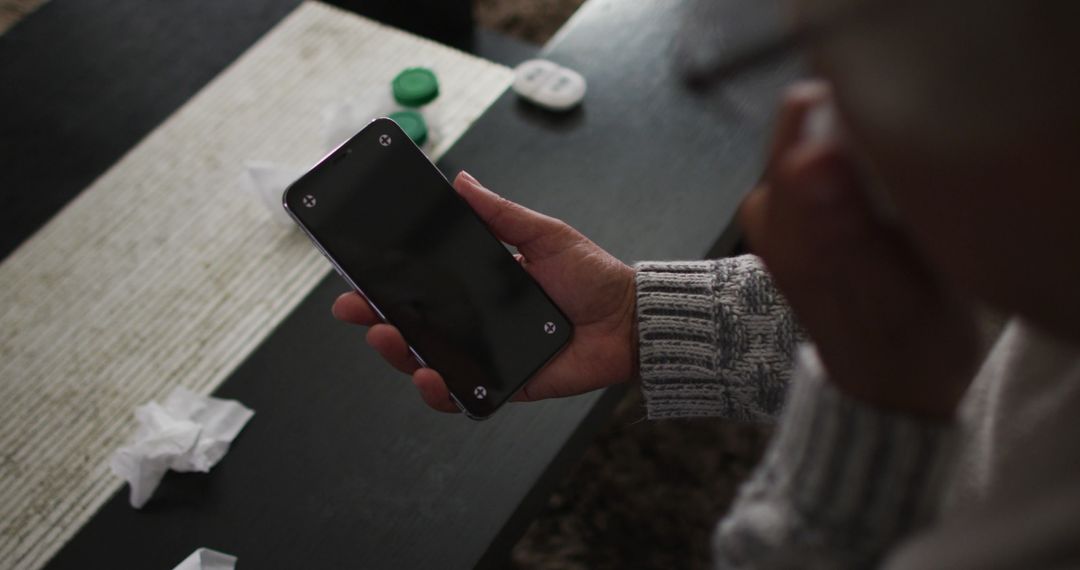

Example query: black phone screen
[284,118,571,419]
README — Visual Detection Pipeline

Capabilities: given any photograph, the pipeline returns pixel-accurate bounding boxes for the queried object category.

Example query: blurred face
[793,0,1080,339]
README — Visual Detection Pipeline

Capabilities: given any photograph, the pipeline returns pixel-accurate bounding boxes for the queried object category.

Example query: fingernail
[801,102,837,144]
[459,170,478,185]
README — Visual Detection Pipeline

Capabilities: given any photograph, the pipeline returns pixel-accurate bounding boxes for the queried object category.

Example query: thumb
[453,171,577,259]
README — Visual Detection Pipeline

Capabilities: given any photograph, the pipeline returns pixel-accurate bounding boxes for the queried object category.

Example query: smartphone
[283,118,572,419]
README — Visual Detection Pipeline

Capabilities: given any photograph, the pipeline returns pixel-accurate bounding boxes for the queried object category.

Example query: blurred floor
[474,0,585,44]
[511,389,770,569]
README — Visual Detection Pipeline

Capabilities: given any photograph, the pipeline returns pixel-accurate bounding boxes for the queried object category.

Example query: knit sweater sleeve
[713,346,957,569]
[633,255,803,421]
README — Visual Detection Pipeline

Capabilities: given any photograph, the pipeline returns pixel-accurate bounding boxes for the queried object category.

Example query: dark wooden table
[0,0,796,567]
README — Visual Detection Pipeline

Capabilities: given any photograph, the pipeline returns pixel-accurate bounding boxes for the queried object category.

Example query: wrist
[625,267,641,385]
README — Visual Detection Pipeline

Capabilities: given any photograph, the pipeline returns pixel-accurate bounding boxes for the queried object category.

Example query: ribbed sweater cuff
[634,258,797,422]
[722,346,958,558]
[635,261,726,419]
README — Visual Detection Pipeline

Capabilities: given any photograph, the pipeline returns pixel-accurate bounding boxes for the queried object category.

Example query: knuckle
[548,216,572,235]
[773,143,843,192]
[784,80,831,108]
[487,196,516,226]
[494,195,519,217]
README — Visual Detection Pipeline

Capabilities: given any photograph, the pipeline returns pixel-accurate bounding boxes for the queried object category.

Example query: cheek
[891,181,985,282]
[850,136,1013,302]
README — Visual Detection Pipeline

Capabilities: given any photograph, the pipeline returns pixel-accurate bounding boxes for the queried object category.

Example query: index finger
[763,81,831,179]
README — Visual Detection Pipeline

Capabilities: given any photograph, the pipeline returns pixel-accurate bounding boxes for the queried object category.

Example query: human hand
[332,171,638,413]
[739,82,981,419]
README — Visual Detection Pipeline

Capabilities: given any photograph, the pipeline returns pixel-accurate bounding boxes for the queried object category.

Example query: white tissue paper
[321,91,441,153]
[110,387,254,509]
[245,89,445,226]
[321,91,386,151]
[243,161,306,226]
[172,547,237,570]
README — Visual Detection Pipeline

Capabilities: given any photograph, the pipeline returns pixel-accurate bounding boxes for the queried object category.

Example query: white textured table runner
[0,3,512,567]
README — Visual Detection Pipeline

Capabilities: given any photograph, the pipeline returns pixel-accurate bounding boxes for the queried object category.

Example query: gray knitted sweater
[634,255,1080,569]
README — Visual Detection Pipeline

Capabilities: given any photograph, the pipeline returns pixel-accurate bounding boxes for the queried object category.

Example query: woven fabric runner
[0,3,511,566]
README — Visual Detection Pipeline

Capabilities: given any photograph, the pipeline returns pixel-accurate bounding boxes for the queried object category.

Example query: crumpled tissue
[244,91,444,223]
[243,161,306,226]
[109,387,254,508]
[321,86,442,151]
[321,91,386,151]
[172,547,237,570]
[240,94,370,226]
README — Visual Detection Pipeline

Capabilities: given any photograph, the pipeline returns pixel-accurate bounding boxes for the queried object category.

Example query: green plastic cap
[392,67,439,107]
[388,110,428,146]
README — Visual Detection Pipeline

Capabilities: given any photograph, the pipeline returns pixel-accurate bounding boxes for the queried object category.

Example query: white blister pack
[512,59,586,111]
